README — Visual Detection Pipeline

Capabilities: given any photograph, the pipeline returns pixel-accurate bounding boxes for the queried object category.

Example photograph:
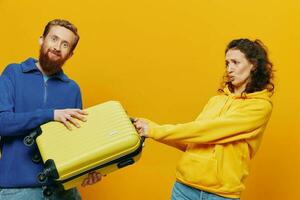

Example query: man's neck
[36,62,52,76]
[35,62,45,74]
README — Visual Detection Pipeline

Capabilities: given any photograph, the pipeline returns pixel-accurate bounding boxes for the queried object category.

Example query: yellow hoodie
[146,87,273,198]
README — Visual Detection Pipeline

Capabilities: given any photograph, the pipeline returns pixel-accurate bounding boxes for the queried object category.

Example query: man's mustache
[47,49,61,57]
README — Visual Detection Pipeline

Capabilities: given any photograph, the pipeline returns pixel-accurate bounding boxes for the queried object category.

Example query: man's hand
[81,172,102,187]
[54,109,88,130]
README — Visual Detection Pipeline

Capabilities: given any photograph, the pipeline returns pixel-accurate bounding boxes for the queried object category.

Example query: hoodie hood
[223,86,272,103]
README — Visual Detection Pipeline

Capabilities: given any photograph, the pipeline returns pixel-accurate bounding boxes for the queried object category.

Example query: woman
[133,39,274,200]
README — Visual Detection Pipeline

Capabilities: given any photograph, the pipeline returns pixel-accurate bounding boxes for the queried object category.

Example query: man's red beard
[39,46,69,75]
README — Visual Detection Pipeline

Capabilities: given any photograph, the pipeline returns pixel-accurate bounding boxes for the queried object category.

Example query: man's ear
[68,51,74,58]
[252,66,257,72]
[38,36,44,46]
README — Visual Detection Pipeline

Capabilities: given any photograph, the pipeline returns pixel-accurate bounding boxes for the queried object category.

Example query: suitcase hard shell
[35,101,142,192]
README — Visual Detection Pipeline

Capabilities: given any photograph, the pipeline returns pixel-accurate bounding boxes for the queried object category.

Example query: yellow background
[0,0,299,199]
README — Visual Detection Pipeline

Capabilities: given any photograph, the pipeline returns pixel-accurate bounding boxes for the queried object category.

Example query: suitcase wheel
[23,129,42,147]
[38,172,48,184]
[43,186,53,197]
[32,153,42,164]
[23,135,35,147]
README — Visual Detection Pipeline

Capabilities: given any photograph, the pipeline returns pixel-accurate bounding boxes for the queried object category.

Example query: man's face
[39,25,76,75]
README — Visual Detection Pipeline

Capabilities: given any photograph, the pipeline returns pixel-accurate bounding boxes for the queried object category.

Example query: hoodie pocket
[176,152,220,187]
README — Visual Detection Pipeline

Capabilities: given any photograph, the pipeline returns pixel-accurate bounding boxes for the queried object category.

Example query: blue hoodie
[0,58,82,187]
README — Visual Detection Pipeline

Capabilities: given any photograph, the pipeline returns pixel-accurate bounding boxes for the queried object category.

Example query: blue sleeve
[0,70,54,136]
[75,86,83,109]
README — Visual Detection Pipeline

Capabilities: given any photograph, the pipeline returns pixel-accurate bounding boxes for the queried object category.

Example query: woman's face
[225,49,254,93]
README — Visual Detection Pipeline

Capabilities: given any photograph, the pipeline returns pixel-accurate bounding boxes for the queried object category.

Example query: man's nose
[53,42,61,51]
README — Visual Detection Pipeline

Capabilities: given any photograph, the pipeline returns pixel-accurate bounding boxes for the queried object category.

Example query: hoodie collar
[223,86,272,102]
[21,58,70,82]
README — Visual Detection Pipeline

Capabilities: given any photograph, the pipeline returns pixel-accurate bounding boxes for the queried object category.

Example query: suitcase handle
[117,158,135,168]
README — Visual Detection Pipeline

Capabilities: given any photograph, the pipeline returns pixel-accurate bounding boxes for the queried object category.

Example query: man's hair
[42,19,80,52]
[220,38,274,95]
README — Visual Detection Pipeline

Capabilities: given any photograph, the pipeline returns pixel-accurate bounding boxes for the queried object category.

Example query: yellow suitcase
[33,101,143,195]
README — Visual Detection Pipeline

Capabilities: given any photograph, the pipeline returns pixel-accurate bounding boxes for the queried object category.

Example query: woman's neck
[234,83,247,95]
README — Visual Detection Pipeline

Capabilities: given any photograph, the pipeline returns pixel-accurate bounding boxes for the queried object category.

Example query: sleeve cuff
[38,109,54,123]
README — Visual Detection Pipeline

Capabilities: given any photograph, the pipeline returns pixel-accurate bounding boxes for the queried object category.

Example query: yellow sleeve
[147,100,272,144]
[143,119,187,151]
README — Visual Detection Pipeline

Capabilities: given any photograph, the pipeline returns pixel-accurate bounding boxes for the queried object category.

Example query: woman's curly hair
[220,39,274,95]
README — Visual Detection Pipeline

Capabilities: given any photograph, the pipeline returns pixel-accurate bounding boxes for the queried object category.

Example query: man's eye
[51,36,57,41]
[62,42,69,48]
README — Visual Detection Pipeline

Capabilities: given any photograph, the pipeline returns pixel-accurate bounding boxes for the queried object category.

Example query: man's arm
[0,75,54,136]
[0,76,88,136]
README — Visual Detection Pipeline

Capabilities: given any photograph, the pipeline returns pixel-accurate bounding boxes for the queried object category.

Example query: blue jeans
[0,187,81,200]
[171,182,239,200]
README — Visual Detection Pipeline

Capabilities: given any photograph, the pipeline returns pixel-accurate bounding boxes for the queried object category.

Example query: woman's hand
[131,118,149,137]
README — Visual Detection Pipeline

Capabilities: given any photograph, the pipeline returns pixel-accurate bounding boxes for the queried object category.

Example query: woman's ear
[250,61,257,72]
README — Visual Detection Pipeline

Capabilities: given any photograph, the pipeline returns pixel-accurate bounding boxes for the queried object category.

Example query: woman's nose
[227,64,234,73]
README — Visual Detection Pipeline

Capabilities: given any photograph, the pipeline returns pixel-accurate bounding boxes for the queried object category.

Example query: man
[0,19,100,200]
